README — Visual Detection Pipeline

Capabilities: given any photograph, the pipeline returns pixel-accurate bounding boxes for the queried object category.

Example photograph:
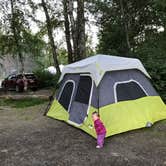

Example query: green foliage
[0,30,46,58]
[0,0,62,72]
[0,34,15,55]
[0,98,48,108]
[34,69,60,89]
[21,30,47,58]
[135,32,166,102]
[95,0,166,55]
[58,49,68,65]
[92,0,166,101]
[97,24,127,55]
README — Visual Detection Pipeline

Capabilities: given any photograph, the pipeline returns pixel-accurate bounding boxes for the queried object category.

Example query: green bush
[34,69,60,89]
[135,33,166,103]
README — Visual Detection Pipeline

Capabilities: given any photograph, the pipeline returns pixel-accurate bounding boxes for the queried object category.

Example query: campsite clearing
[0,103,166,166]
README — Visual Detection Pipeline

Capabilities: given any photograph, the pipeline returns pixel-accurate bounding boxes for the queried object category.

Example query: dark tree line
[89,0,166,101]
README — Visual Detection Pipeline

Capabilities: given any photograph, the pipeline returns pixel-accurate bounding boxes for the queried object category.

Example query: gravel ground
[0,103,166,166]
[0,88,53,99]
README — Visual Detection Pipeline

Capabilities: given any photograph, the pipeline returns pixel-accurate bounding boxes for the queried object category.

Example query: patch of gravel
[0,104,166,166]
[0,88,53,99]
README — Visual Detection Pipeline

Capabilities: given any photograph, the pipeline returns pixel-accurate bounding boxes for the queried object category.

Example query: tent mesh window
[116,81,147,102]
[58,81,74,110]
[75,76,92,104]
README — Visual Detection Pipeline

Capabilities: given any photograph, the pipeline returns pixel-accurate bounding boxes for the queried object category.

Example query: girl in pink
[92,111,106,148]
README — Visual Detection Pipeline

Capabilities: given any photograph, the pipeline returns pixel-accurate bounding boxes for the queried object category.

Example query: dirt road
[0,104,166,166]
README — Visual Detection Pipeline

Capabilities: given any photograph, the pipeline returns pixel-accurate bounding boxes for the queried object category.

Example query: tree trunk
[10,0,24,73]
[63,0,86,62]
[76,0,86,60]
[68,0,78,61]
[41,0,61,74]
[119,0,131,54]
[18,52,24,73]
[63,0,73,64]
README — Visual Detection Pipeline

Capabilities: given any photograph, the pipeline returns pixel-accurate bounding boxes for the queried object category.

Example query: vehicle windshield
[8,75,16,79]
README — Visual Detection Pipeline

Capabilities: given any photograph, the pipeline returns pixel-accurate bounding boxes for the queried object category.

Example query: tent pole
[97,85,100,115]
[43,89,56,116]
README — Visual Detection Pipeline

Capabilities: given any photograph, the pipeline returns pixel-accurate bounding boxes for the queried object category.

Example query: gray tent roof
[59,54,150,86]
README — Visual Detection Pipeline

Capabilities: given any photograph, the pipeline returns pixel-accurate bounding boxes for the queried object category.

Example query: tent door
[69,74,93,125]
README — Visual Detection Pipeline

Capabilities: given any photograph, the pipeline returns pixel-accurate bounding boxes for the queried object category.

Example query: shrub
[34,69,60,89]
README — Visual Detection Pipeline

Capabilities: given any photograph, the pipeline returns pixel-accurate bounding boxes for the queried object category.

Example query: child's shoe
[96,145,102,148]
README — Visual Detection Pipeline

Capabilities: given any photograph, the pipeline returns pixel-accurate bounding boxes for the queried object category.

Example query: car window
[8,75,12,79]
[8,75,16,80]
[25,74,36,79]
[17,74,23,79]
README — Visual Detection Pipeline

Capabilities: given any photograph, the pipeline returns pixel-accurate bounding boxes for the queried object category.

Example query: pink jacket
[94,119,106,135]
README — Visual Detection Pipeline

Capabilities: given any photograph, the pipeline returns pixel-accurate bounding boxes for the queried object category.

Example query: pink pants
[97,133,106,147]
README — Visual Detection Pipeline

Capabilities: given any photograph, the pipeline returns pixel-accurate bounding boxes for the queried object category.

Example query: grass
[0,98,48,108]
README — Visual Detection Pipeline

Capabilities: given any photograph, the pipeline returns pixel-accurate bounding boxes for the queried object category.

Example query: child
[92,111,106,148]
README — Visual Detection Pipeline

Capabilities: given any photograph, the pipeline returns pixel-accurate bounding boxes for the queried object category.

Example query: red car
[1,73,38,92]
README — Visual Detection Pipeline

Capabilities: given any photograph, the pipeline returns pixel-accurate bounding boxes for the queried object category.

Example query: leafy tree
[89,0,166,101]
[90,0,165,55]
[27,0,63,73]
[0,0,46,73]
[40,0,61,74]
[135,32,166,101]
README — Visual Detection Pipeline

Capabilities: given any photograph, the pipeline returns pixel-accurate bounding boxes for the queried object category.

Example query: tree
[119,0,131,53]
[41,0,61,74]
[10,0,24,72]
[62,0,86,62]
[90,0,166,101]
[77,0,86,60]
[0,0,29,72]
[0,0,45,73]
[90,0,165,55]
[62,0,73,63]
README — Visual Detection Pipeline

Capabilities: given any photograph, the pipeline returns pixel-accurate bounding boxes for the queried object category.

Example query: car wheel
[1,84,5,89]
[2,84,8,91]
[31,87,37,91]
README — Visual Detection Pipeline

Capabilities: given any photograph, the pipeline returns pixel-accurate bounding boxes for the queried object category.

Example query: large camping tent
[46,55,166,138]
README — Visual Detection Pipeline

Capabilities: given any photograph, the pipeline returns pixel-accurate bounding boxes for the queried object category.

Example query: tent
[46,55,166,138]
